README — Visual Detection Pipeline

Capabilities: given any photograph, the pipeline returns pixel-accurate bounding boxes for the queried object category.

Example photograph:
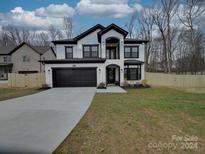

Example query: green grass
[54,87,205,154]
[0,88,42,101]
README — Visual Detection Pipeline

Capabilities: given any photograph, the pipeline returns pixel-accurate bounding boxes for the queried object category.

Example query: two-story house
[0,42,56,79]
[41,24,148,87]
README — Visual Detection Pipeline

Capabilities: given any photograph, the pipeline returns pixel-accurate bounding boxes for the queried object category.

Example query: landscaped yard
[0,88,42,101]
[54,87,205,154]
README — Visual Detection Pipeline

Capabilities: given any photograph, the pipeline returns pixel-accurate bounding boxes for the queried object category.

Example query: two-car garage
[52,68,97,87]
[41,59,106,88]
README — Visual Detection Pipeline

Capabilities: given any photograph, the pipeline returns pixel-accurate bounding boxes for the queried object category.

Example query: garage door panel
[53,68,97,87]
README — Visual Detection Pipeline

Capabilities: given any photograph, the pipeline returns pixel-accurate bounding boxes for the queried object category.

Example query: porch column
[120,65,124,86]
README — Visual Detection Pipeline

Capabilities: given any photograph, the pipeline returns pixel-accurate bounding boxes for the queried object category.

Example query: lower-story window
[124,65,141,80]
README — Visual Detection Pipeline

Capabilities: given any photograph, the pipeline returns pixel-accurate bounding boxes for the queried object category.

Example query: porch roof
[124,60,144,65]
[40,58,106,64]
[0,63,13,67]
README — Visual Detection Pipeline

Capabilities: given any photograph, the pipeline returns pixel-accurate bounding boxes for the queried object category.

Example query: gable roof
[98,23,128,42]
[74,24,105,41]
[9,42,56,56]
[52,24,105,44]
[52,24,149,45]
[39,46,56,57]
[0,45,16,55]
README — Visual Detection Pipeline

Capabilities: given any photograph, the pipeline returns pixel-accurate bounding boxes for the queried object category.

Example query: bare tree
[125,13,137,38]
[2,25,20,45]
[0,31,14,46]
[63,17,73,39]
[32,32,50,46]
[21,28,30,43]
[48,25,58,41]
[136,8,155,71]
[177,0,205,74]
[48,25,63,41]
[1,25,32,45]
[152,7,169,72]
[39,32,50,46]
[152,0,178,73]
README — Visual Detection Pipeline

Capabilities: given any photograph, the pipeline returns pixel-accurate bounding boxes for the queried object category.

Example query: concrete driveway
[0,88,96,154]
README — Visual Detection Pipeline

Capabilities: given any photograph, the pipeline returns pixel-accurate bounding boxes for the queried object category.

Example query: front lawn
[0,88,42,101]
[55,87,205,154]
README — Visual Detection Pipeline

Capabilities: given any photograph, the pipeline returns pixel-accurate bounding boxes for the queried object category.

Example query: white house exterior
[42,24,148,87]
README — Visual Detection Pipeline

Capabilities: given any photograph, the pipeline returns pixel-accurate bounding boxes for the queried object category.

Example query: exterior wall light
[98,68,101,72]
[48,69,51,74]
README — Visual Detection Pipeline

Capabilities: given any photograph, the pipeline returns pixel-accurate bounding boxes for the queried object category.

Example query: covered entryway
[53,68,97,87]
[106,64,120,85]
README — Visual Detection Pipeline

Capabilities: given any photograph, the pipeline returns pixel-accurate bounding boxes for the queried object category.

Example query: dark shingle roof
[31,46,51,55]
[52,24,105,44]
[124,60,144,65]
[0,45,16,55]
[0,42,55,56]
[40,58,106,64]
[98,23,128,37]
[124,38,149,44]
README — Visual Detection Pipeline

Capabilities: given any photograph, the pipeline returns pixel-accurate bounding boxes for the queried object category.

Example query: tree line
[0,17,73,46]
[126,0,205,74]
[0,0,204,74]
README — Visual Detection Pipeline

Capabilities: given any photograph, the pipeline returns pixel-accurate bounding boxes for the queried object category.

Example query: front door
[107,68,116,84]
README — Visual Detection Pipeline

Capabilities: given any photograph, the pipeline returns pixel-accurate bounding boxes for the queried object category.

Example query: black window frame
[124,46,139,58]
[65,46,73,59]
[83,45,99,58]
[124,65,141,80]
[3,56,7,63]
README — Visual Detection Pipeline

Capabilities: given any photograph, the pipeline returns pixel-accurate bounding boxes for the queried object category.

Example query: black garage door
[53,68,97,87]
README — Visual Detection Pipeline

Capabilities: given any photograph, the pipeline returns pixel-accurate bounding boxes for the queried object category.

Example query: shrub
[123,80,129,88]
[141,79,148,87]
[97,82,106,89]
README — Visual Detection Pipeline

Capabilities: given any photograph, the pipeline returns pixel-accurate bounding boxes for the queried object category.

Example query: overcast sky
[0,0,153,35]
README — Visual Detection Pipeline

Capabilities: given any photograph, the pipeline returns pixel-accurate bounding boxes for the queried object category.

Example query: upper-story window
[124,46,139,58]
[3,56,7,63]
[83,45,99,58]
[22,55,30,62]
[65,46,73,59]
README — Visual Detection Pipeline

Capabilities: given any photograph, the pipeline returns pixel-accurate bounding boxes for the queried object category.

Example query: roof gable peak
[73,24,105,41]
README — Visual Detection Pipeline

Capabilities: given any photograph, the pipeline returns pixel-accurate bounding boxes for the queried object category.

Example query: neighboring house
[0,42,56,79]
[0,46,15,79]
[41,24,148,87]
